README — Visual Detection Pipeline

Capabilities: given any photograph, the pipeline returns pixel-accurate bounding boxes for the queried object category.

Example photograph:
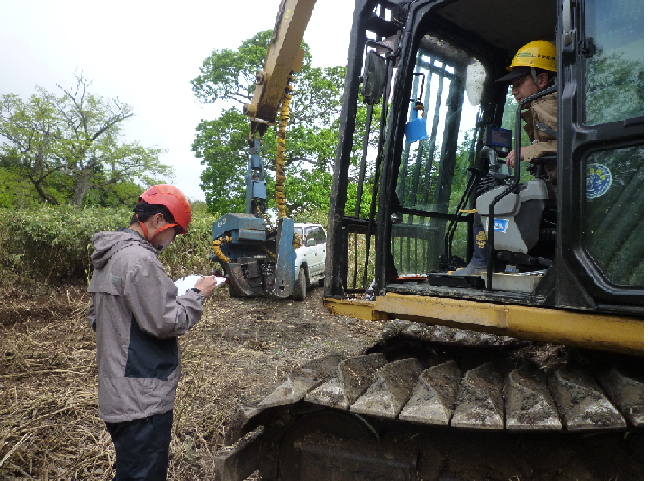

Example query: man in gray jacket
[88,184,218,480]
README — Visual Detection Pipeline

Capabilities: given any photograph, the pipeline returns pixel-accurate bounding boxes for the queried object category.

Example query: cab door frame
[555,0,644,312]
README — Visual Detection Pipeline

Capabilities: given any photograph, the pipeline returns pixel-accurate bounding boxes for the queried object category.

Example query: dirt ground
[0,283,643,480]
[0,283,383,480]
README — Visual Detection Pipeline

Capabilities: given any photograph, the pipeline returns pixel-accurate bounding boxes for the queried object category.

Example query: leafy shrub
[0,206,221,285]
[291,209,329,229]
[158,211,221,280]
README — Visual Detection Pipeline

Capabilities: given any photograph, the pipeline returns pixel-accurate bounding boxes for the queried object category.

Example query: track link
[216,320,644,480]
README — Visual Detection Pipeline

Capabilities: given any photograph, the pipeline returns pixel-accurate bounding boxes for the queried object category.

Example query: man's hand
[194,276,218,298]
[506,146,528,168]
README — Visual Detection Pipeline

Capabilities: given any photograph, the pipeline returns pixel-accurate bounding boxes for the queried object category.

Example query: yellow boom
[243,0,317,140]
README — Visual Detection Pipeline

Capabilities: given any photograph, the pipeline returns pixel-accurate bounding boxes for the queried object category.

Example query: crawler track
[215,321,644,480]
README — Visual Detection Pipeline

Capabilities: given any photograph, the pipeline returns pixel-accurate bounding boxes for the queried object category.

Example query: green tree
[501,92,531,147]
[585,52,643,125]
[191,30,348,216]
[0,74,172,207]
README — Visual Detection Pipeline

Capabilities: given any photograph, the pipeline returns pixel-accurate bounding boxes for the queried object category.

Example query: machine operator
[452,40,558,277]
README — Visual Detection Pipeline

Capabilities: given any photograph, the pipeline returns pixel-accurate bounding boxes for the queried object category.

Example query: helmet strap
[149,223,177,252]
[136,213,151,241]
[135,211,177,246]
[530,67,538,86]
[151,223,177,239]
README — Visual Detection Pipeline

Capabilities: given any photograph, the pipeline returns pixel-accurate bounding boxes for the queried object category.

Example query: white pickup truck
[292,223,326,300]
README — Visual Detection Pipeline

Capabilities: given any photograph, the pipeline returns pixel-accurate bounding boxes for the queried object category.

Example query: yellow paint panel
[376,294,509,328]
[325,294,643,355]
[323,298,385,321]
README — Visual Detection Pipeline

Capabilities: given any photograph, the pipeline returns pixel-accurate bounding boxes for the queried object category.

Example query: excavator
[210,0,317,299]
[213,0,643,479]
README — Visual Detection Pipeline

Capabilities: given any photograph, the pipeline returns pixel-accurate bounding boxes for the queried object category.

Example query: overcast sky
[1,0,356,202]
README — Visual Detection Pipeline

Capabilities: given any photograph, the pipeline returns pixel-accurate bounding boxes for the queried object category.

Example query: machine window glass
[396,37,484,215]
[584,146,643,286]
[584,0,644,125]
[294,227,303,237]
[392,35,484,273]
[501,93,536,184]
[392,216,467,275]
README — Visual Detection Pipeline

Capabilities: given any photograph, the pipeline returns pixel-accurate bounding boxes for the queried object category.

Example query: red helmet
[139,184,192,234]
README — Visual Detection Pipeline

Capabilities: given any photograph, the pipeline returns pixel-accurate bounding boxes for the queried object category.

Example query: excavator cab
[326,0,643,318]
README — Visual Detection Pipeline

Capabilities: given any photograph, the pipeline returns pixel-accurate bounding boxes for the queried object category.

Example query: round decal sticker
[586,163,613,199]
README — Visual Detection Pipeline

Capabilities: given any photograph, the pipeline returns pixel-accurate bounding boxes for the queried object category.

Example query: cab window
[315,227,326,245]
[584,0,643,125]
[393,35,487,273]
[305,227,318,246]
[584,147,644,286]
[582,0,644,286]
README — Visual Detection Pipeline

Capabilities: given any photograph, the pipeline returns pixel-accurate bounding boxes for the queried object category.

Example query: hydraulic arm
[211,0,317,298]
[244,0,316,140]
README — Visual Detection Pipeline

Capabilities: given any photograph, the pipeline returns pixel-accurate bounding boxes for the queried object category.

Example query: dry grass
[0,286,111,479]
[0,286,233,480]
[0,282,382,480]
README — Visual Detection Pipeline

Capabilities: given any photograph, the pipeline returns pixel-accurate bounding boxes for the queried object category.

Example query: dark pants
[105,410,173,481]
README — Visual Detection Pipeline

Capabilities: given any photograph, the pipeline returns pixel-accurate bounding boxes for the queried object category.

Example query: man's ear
[538,72,549,89]
[153,212,166,226]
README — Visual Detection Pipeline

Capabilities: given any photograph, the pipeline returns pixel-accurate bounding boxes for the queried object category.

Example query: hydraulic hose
[212,236,231,263]
[276,77,293,219]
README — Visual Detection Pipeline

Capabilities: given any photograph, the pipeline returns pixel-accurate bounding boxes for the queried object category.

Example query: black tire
[224,264,244,298]
[228,280,245,298]
[293,267,307,301]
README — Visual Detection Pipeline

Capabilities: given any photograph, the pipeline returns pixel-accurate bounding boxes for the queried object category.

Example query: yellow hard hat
[508,40,557,72]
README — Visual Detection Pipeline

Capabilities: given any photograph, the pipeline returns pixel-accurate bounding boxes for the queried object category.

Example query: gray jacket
[87,228,205,423]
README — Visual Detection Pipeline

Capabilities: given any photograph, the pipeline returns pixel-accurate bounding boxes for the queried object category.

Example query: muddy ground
[0,284,643,480]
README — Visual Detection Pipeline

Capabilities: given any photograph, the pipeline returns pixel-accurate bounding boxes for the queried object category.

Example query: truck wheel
[293,267,307,301]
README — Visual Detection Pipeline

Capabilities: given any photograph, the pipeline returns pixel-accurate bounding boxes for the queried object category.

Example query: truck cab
[293,222,327,299]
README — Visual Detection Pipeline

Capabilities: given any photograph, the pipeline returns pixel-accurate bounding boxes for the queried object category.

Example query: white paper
[174,275,226,295]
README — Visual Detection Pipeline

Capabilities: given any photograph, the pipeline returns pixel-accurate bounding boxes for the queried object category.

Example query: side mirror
[306,238,316,247]
[361,51,387,104]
